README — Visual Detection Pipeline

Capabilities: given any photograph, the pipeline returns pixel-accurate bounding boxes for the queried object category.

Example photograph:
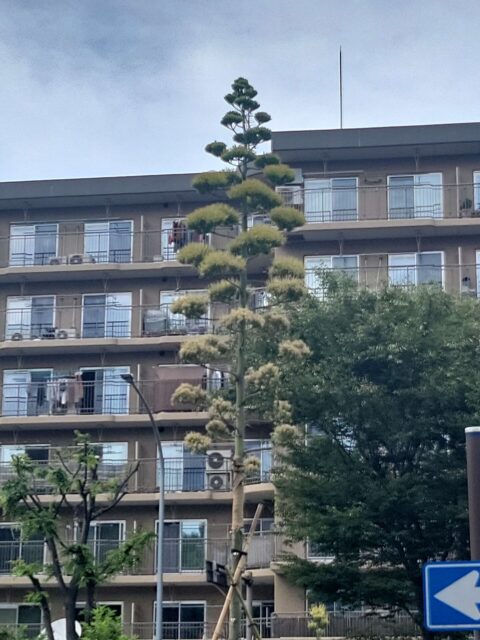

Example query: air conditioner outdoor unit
[40,327,56,340]
[48,256,67,266]
[69,254,96,265]
[55,328,78,339]
[206,448,231,472]
[206,449,232,491]
[248,214,271,227]
[207,472,230,491]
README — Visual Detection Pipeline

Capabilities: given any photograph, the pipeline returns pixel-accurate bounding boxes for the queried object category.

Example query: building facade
[0,121,479,638]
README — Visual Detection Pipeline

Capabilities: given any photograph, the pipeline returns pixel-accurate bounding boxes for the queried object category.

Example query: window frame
[157,519,207,573]
[388,251,444,288]
[304,177,359,223]
[83,220,133,264]
[81,292,132,339]
[304,255,359,298]
[387,172,443,219]
[0,523,46,573]
[6,295,56,340]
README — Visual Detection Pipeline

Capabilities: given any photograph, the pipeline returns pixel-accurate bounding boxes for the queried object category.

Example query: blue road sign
[423,561,480,631]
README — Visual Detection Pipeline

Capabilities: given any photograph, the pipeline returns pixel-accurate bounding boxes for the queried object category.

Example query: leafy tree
[81,605,133,640]
[272,281,480,639]
[0,433,153,640]
[170,77,306,640]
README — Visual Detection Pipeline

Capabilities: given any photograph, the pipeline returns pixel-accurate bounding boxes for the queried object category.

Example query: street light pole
[122,373,165,640]
[465,427,480,640]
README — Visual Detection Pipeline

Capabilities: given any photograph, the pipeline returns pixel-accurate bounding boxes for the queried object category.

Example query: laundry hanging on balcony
[168,220,189,251]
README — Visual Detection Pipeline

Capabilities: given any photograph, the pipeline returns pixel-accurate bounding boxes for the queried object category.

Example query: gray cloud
[0,0,478,181]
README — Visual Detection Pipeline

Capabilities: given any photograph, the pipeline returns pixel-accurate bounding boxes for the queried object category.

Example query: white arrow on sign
[434,570,480,620]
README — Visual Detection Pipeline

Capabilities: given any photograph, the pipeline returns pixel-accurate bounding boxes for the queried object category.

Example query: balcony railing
[2,226,207,269]
[0,376,201,418]
[0,534,281,576]
[0,613,419,640]
[277,181,480,224]
[207,532,286,569]
[0,451,273,493]
[305,262,480,299]
[270,611,420,638]
[0,302,212,343]
[0,540,45,573]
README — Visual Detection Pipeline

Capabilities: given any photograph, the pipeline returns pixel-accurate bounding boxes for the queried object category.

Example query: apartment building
[0,121,479,638]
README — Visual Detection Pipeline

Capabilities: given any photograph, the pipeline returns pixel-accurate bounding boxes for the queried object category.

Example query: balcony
[304,259,480,299]
[277,180,480,241]
[0,612,421,640]
[0,533,282,580]
[0,449,273,496]
[0,370,214,430]
[0,224,211,282]
[0,302,213,355]
[269,611,419,639]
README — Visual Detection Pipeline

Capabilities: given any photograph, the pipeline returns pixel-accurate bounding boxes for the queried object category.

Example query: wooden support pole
[211,503,263,640]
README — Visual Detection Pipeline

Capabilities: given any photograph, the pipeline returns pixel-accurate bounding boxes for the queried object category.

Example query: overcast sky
[0,0,479,182]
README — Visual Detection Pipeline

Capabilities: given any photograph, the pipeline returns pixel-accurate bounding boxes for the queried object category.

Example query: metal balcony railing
[0,534,280,576]
[277,181,480,224]
[270,611,420,638]
[206,532,286,569]
[0,376,204,418]
[125,622,215,640]
[305,262,480,299]
[2,226,206,268]
[0,451,273,493]
[0,302,212,343]
[0,540,45,573]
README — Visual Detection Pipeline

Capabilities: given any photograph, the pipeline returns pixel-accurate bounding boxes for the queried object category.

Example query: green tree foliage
[272,282,480,636]
[0,433,153,640]
[81,605,133,640]
[173,77,306,640]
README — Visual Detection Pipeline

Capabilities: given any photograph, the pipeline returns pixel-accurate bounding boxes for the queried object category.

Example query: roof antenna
[339,46,344,129]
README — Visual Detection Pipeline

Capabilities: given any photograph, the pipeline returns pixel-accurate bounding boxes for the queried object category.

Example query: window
[159,291,209,335]
[474,172,480,211]
[2,369,53,417]
[251,602,274,638]
[91,442,128,479]
[9,223,58,267]
[76,603,123,623]
[0,605,41,638]
[388,173,442,218]
[244,518,275,535]
[162,443,206,492]
[304,255,359,298]
[79,367,130,415]
[82,293,132,338]
[161,520,206,572]
[388,252,443,287]
[87,522,124,564]
[6,296,55,340]
[0,525,44,573]
[156,602,205,640]
[307,540,335,562]
[304,178,357,223]
[245,440,272,483]
[0,445,49,482]
[84,221,133,263]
